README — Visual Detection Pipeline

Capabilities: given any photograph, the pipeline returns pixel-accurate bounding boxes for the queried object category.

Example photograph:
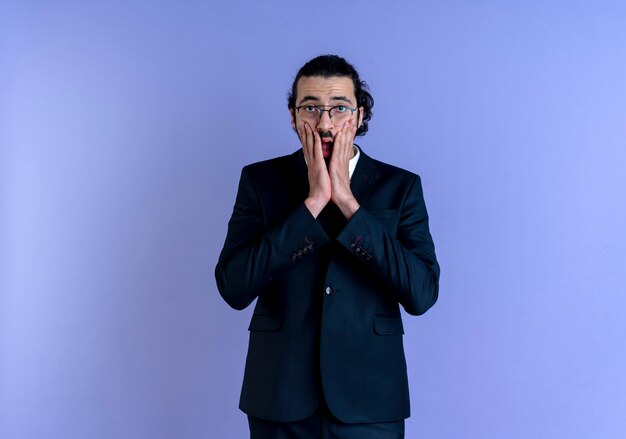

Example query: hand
[329,118,360,219]
[299,121,331,217]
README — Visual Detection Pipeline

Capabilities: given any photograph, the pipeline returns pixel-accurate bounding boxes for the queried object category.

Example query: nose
[316,109,333,132]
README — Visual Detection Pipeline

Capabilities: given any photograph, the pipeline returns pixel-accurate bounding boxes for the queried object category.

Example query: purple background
[2,1,626,438]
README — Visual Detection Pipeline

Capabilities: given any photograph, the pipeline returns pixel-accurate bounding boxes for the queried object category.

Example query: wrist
[305,196,329,218]
[333,196,360,220]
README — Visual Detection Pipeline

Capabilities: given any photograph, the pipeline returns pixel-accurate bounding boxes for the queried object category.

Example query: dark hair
[288,54,374,136]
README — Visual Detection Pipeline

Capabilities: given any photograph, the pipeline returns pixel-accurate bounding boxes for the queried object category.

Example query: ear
[358,106,364,128]
[290,109,296,129]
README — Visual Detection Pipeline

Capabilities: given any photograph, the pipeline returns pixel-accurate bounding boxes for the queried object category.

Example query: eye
[303,105,318,113]
[334,106,348,113]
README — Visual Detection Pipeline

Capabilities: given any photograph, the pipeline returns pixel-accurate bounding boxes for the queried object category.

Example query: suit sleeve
[215,166,330,310]
[336,175,440,315]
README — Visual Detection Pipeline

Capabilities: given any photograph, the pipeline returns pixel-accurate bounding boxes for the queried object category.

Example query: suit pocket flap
[373,316,404,335]
[248,314,283,332]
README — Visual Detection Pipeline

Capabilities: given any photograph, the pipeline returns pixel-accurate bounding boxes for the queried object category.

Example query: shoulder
[360,149,420,183]
[238,151,305,192]
[242,150,301,176]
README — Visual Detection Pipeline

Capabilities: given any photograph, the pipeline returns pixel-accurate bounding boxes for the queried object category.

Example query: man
[215,55,440,438]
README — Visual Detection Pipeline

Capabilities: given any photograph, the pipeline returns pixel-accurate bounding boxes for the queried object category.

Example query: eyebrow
[297,95,354,105]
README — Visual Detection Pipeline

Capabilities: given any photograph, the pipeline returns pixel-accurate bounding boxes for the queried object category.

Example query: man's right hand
[299,122,331,218]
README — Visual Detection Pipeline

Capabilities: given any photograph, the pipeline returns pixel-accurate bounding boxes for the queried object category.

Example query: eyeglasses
[296,105,357,123]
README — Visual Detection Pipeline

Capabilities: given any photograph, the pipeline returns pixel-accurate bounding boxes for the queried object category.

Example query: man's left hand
[329,118,360,219]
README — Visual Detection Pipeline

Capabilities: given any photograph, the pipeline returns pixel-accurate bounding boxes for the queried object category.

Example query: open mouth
[321,138,333,156]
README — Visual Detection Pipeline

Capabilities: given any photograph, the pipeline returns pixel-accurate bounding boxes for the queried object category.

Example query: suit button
[325,286,335,295]
[349,242,356,249]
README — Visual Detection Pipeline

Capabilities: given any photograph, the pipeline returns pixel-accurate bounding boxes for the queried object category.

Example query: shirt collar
[348,145,360,180]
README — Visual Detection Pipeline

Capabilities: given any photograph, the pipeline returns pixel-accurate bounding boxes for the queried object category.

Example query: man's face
[291,75,363,158]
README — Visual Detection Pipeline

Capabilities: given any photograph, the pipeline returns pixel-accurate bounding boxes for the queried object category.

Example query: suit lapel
[350,147,378,206]
[291,149,309,187]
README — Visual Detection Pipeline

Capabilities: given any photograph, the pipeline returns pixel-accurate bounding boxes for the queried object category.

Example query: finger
[298,121,306,146]
[344,119,356,156]
[300,122,311,158]
[331,121,353,167]
[312,129,323,162]
[304,123,314,157]
[337,121,352,158]
[304,125,318,167]
[347,117,356,135]
[305,124,322,164]
[331,130,344,162]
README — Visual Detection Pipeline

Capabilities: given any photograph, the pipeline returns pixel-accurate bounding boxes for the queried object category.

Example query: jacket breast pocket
[248,314,283,332]
[373,315,404,335]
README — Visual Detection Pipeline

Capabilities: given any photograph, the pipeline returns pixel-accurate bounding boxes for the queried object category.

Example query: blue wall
[2,1,625,438]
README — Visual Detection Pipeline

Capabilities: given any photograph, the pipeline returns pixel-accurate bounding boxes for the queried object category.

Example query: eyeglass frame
[295,105,358,122]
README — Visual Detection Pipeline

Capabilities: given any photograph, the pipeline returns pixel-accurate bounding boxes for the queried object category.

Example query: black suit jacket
[215,148,439,423]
